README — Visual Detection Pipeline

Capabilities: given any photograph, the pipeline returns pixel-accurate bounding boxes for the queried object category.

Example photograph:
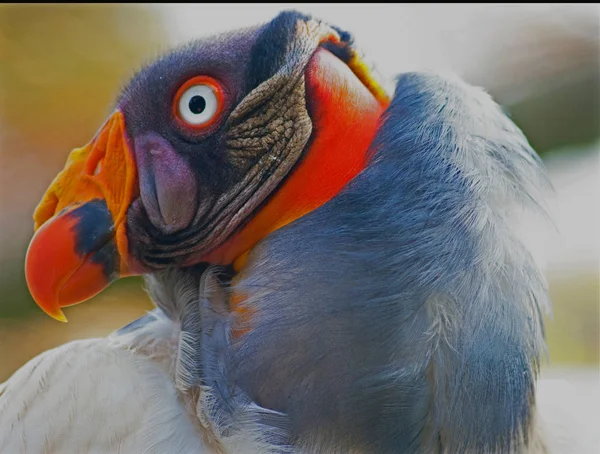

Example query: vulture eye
[173,76,224,130]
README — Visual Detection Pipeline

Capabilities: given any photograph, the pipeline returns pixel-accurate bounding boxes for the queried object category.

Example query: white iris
[178,84,218,125]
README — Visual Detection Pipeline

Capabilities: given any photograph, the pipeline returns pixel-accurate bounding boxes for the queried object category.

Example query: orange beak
[25,111,140,322]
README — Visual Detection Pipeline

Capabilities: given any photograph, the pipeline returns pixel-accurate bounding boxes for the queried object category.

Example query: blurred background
[0,2,598,432]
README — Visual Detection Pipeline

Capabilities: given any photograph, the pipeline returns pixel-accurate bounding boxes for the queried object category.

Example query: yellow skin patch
[347,49,391,106]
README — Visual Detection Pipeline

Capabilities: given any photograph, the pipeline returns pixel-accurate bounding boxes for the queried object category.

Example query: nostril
[85,141,107,176]
[93,159,103,176]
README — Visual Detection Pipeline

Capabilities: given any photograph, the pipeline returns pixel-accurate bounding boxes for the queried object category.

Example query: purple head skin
[134,132,199,234]
[116,25,261,267]
[115,11,348,269]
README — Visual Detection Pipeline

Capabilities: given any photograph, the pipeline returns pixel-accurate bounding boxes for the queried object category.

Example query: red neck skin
[200,48,389,269]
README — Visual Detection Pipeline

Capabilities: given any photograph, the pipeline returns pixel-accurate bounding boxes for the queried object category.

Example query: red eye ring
[172,75,226,132]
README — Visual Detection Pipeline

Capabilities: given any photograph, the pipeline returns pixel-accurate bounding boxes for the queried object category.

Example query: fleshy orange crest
[26,110,140,321]
[32,111,138,274]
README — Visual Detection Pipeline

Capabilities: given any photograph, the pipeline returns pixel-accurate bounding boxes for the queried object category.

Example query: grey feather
[140,266,294,453]
[220,72,551,453]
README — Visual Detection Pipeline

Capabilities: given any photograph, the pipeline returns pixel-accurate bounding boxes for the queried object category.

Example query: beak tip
[47,309,68,323]
[25,204,112,322]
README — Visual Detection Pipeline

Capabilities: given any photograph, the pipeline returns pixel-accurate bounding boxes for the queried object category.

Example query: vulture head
[25,11,389,321]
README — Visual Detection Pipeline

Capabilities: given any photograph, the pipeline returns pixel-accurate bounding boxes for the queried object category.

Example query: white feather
[0,320,210,454]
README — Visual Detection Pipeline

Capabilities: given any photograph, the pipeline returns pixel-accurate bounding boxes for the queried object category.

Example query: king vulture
[0,10,584,454]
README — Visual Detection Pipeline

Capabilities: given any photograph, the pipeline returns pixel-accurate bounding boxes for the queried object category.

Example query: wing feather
[0,335,207,453]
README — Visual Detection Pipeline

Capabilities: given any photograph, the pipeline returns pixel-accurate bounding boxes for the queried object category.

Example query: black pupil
[189,95,206,115]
